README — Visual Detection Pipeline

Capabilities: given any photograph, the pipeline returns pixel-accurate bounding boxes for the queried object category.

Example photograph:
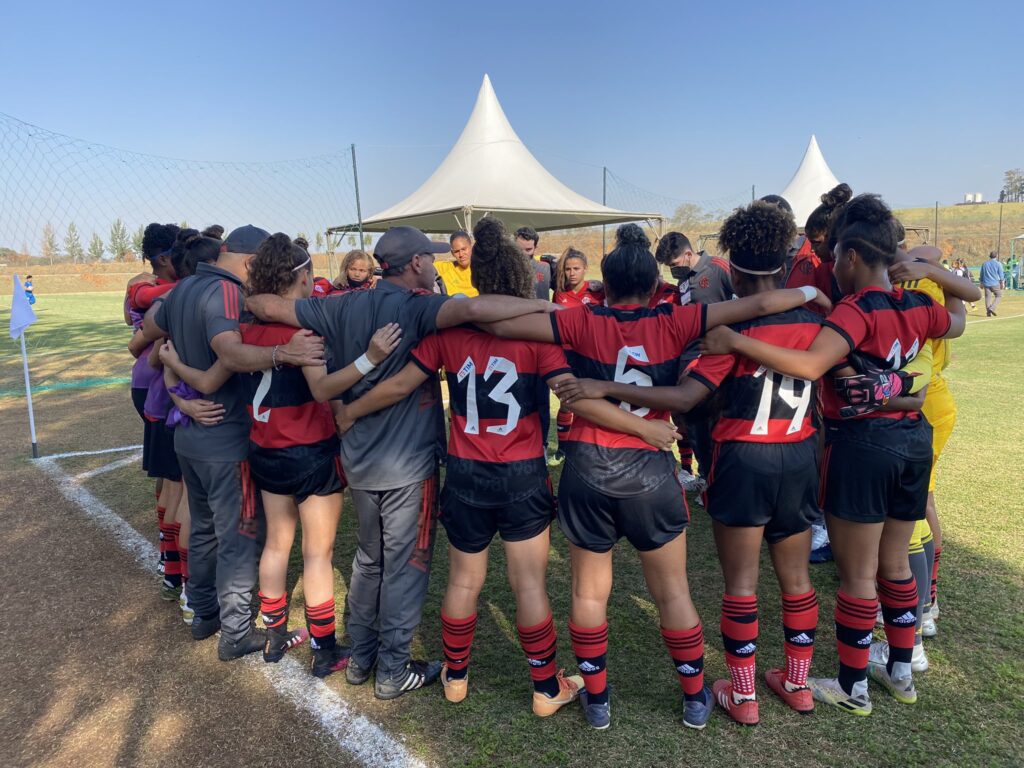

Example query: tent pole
[351,144,365,251]
[602,167,608,257]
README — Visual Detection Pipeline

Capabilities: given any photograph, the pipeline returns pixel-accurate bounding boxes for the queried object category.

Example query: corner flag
[10,275,39,457]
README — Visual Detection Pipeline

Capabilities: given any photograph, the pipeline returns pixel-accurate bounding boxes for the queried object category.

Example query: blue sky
[2,0,1022,225]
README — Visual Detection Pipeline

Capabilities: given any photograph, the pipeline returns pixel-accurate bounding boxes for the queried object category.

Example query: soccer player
[701,194,967,714]
[556,202,825,725]
[484,222,831,730]
[143,225,326,660]
[246,225,557,700]
[332,218,675,714]
[435,231,478,297]
[160,233,404,677]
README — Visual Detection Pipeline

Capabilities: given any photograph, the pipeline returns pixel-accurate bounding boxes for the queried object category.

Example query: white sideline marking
[38,444,142,460]
[37,458,158,569]
[252,656,427,768]
[75,452,143,480]
[36,452,429,768]
[966,312,1024,325]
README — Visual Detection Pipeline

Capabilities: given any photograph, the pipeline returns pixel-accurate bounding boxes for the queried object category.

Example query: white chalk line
[36,451,428,768]
[966,312,1024,325]
[37,444,143,460]
[75,452,143,481]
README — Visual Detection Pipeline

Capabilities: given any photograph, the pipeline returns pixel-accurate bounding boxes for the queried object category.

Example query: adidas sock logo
[790,632,813,645]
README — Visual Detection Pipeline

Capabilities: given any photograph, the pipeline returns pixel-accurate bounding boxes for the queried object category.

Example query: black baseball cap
[222,225,270,254]
[374,226,450,270]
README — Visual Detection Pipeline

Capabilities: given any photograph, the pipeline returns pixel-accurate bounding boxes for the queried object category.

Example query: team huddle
[124,184,979,730]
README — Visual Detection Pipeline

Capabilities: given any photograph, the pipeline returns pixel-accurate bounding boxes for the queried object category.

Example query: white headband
[730,262,783,276]
[291,255,311,272]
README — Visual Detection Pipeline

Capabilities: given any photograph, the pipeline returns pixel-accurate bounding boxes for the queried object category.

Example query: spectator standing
[979,251,1005,316]
[515,226,551,300]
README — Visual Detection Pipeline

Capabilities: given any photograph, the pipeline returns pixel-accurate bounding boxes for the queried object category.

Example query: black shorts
[251,454,346,505]
[132,388,152,473]
[145,419,182,482]
[440,482,555,554]
[819,420,931,524]
[705,438,821,544]
[557,465,688,553]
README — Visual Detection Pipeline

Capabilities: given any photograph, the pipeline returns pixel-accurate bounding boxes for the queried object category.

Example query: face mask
[670,265,692,282]
[348,276,370,288]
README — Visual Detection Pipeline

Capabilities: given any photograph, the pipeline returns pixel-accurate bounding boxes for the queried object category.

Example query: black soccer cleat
[312,644,353,679]
[218,627,267,661]
[191,614,221,641]
[346,657,375,686]
[263,626,309,663]
[374,660,443,700]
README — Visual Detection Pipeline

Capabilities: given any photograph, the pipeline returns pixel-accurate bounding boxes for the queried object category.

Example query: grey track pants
[346,474,439,680]
[178,457,263,642]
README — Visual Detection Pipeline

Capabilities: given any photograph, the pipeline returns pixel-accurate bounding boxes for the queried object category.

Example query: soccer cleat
[312,644,353,679]
[263,626,309,663]
[683,684,715,730]
[160,581,182,602]
[345,657,374,686]
[676,469,706,494]
[808,677,872,716]
[191,614,221,641]
[578,687,611,730]
[218,627,267,662]
[868,660,918,704]
[809,543,833,564]
[374,660,443,700]
[179,591,195,626]
[712,680,758,726]
[928,597,940,621]
[546,450,566,467]
[921,616,937,638]
[440,663,469,704]
[532,670,583,717]
[868,640,929,674]
[764,668,814,714]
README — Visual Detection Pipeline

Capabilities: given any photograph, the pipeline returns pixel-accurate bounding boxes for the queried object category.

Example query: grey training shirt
[153,262,250,462]
[294,280,449,491]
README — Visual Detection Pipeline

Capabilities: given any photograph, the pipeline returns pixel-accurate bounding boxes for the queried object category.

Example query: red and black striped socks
[931,546,942,606]
[835,590,876,697]
[661,623,705,701]
[570,620,609,705]
[517,614,560,698]
[878,577,918,680]
[555,407,573,448]
[441,612,477,681]
[721,596,757,701]
[160,521,181,588]
[781,589,818,689]
[305,599,337,650]
[260,592,288,629]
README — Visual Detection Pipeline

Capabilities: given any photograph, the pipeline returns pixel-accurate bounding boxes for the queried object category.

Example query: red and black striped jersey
[648,280,679,307]
[785,241,840,316]
[554,281,605,308]
[311,277,335,297]
[822,286,951,421]
[411,327,570,507]
[128,278,176,311]
[689,307,823,443]
[551,302,707,497]
[239,322,340,481]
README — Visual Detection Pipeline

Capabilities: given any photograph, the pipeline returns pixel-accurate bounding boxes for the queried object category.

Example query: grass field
[2,292,1023,768]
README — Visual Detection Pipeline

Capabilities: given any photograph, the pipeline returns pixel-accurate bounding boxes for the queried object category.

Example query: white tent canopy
[780,135,840,228]
[333,75,660,235]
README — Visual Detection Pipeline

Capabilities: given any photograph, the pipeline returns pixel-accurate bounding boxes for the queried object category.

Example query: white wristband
[354,353,376,375]
[798,285,817,303]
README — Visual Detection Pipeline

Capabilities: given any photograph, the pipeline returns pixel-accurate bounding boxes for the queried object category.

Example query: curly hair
[805,182,852,235]
[602,223,658,301]
[248,232,311,296]
[141,223,179,262]
[829,193,898,267]
[718,200,796,275]
[171,230,221,279]
[554,247,587,292]
[341,249,371,275]
[471,218,535,299]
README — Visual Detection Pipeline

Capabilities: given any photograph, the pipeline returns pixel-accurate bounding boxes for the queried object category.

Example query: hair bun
[182,232,202,248]
[821,183,853,208]
[472,217,506,263]
[615,223,650,249]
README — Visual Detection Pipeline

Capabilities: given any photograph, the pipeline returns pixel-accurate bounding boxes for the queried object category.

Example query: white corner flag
[10,275,39,457]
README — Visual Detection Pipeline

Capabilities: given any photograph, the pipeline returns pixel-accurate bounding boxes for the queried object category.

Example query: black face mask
[348,276,370,289]
[670,265,692,282]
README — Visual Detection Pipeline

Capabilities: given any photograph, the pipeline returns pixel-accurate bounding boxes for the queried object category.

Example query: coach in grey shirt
[980,251,1005,317]
[248,225,550,699]
[146,226,323,658]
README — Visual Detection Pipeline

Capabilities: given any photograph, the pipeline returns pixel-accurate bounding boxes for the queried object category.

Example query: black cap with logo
[374,226,450,270]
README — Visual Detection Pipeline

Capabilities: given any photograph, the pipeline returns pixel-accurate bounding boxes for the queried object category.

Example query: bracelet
[798,285,817,303]
[354,353,377,375]
[271,345,281,370]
